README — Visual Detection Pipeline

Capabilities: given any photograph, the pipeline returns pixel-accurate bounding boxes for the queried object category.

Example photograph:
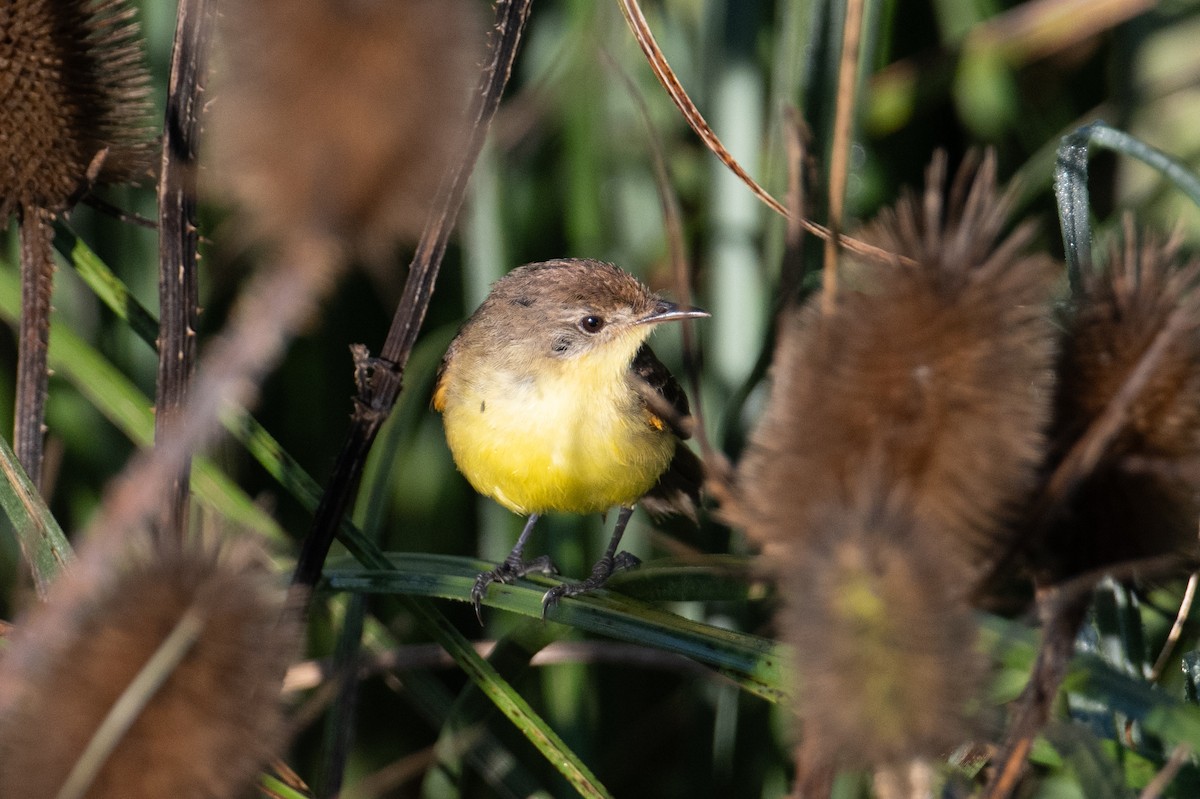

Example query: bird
[433,258,708,620]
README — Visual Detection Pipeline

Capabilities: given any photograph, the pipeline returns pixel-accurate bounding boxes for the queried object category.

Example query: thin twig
[1138,742,1192,799]
[604,50,717,467]
[81,195,157,230]
[616,0,914,273]
[54,604,206,799]
[291,0,533,589]
[155,0,214,540]
[983,591,1091,799]
[822,0,865,315]
[616,0,789,219]
[1149,572,1198,682]
[283,639,711,693]
[345,747,438,799]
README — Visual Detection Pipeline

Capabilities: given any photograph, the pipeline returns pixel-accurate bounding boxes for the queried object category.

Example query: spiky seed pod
[0,0,155,221]
[781,487,986,770]
[1040,238,1200,578]
[738,152,1057,575]
[2,0,154,490]
[0,542,300,799]
[206,0,483,257]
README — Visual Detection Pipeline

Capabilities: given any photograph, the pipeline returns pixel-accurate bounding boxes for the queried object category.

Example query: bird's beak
[636,300,711,326]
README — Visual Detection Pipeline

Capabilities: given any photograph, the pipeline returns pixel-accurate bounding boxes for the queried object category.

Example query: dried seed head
[781,488,986,769]
[206,0,483,256]
[1041,237,1200,577]
[739,152,1057,575]
[0,541,300,799]
[0,0,155,221]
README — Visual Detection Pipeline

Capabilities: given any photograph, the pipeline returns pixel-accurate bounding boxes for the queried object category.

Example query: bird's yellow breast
[437,345,676,516]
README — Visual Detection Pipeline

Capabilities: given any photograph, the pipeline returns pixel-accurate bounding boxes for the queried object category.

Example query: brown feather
[628,343,693,439]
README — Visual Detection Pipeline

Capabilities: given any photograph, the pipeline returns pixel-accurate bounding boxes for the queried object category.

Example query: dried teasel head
[0,0,155,222]
[1039,235,1200,579]
[738,151,1057,577]
[0,539,300,799]
[206,0,484,259]
[781,487,987,770]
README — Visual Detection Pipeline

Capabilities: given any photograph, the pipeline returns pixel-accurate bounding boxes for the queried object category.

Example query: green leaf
[0,426,72,598]
[1054,121,1200,293]
[324,553,789,704]
[404,596,615,798]
[0,247,285,542]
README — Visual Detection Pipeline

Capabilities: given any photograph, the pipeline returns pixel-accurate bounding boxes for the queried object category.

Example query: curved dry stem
[616,0,789,219]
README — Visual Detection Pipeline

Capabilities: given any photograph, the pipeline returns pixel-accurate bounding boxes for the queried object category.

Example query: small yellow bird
[433,259,708,618]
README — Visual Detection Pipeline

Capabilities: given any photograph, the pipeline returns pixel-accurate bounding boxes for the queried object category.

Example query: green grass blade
[259,773,312,799]
[67,234,159,344]
[1055,121,1200,293]
[58,235,382,547]
[416,624,559,798]
[0,427,72,598]
[404,596,614,799]
[0,255,284,542]
[983,613,1200,754]
[324,553,788,703]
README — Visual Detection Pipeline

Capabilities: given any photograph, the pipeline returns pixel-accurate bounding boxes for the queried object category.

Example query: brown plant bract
[1041,238,1200,578]
[207,0,482,258]
[0,541,299,799]
[737,152,1055,776]
[782,488,986,769]
[739,152,1057,574]
[0,0,154,221]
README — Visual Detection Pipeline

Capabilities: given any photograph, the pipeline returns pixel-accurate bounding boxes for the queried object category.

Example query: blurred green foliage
[5,0,1200,796]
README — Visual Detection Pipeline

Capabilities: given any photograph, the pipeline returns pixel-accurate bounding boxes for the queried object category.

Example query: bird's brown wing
[628,344,702,520]
[628,343,693,440]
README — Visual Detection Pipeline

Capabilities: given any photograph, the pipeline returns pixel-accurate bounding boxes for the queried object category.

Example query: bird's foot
[471,554,558,624]
[540,551,641,617]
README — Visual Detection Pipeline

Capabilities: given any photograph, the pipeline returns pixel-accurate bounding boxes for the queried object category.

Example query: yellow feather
[439,331,675,516]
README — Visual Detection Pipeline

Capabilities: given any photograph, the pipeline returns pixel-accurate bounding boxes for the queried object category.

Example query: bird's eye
[579,315,605,334]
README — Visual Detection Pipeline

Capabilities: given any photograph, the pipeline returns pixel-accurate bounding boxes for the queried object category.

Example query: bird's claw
[540,551,641,618]
[471,554,557,624]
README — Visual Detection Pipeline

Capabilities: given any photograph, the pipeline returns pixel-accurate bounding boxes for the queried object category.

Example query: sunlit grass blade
[64,232,157,342]
[324,553,788,703]
[0,254,284,542]
[60,222,407,560]
[416,625,559,798]
[259,773,313,799]
[404,596,614,798]
[0,422,71,598]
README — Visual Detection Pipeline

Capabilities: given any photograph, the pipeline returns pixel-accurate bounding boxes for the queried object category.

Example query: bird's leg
[471,513,557,623]
[541,506,639,616]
